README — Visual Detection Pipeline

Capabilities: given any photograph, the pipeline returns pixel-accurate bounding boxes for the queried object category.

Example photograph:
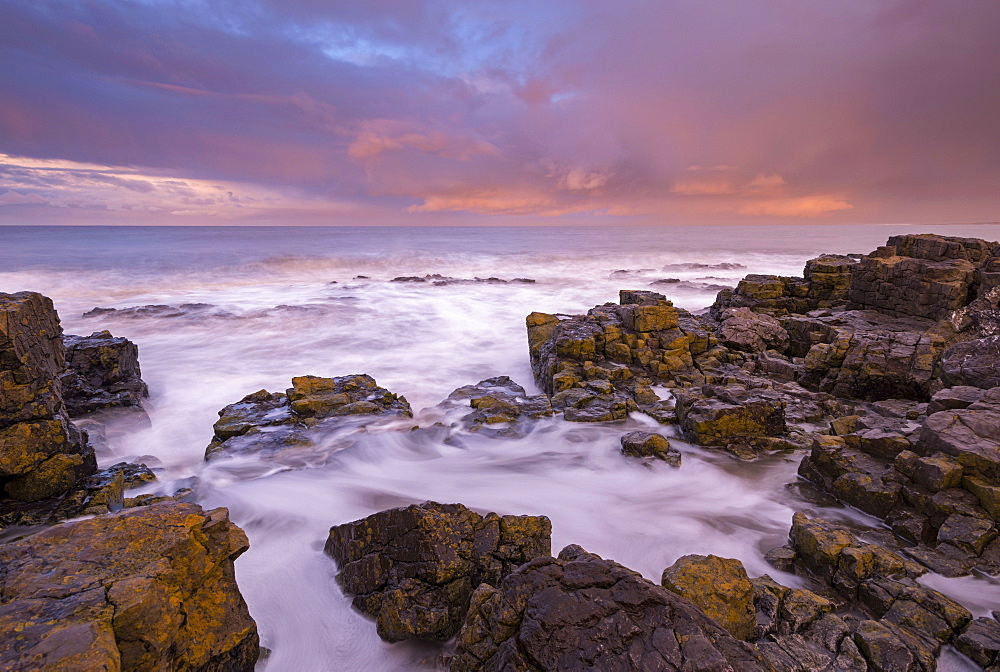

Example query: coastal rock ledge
[0,501,259,671]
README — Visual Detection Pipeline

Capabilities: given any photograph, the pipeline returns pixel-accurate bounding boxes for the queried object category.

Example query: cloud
[0,0,998,223]
[738,196,854,217]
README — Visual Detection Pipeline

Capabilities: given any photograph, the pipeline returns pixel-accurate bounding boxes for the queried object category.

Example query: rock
[955,617,1000,668]
[445,376,552,438]
[848,233,997,321]
[324,501,551,642]
[927,386,986,414]
[718,307,789,353]
[0,292,95,504]
[205,374,411,459]
[784,310,948,402]
[920,388,1000,483]
[60,330,148,416]
[675,385,786,452]
[620,430,680,465]
[451,544,770,672]
[287,373,410,421]
[0,502,258,671]
[936,514,997,555]
[940,335,1000,389]
[661,554,757,640]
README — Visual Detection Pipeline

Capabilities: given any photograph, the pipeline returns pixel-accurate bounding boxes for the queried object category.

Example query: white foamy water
[2,223,997,671]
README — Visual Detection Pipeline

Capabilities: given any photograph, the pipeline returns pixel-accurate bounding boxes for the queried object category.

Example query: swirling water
[2,223,998,671]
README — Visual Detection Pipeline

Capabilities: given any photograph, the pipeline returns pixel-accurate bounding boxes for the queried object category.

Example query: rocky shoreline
[2,232,999,670]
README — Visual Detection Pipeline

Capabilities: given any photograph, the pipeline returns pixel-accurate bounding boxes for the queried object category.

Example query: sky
[1,0,999,226]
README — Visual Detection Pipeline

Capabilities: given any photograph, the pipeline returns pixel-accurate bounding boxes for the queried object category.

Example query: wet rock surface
[60,330,149,416]
[205,373,411,459]
[325,501,551,642]
[0,501,259,671]
[443,376,553,438]
[620,430,680,464]
[451,544,770,672]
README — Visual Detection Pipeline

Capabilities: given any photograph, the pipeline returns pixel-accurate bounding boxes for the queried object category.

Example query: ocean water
[2,223,998,671]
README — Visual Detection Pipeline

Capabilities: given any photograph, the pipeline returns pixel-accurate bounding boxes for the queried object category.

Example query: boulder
[955,617,1000,668]
[0,501,259,671]
[661,554,756,641]
[451,545,770,672]
[60,330,148,416]
[620,430,680,465]
[718,307,789,353]
[324,501,550,642]
[675,385,786,453]
[0,292,95,503]
[939,335,1000,389]
[919,387,1000,483]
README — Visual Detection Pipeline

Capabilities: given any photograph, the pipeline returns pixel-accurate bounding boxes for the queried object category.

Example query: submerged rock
[620,430,680,465]
[325,501,551,642]
[444,376,553,437]
[205,373,411,459]
[451,544,770,672]
[0,501,259,671]
[60,330,149,416]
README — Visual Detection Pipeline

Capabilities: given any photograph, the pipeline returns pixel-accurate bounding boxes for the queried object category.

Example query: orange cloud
[407,188,605,217]
[348,120,499,161]
[738,195,853,217]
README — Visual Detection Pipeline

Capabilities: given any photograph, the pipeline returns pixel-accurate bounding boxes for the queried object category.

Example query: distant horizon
[2,2,999,227]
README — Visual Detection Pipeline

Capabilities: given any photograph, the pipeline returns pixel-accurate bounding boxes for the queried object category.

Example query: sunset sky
[1,0,998,226]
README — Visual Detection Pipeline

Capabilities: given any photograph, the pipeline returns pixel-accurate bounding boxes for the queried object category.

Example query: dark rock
[661,554,757,640]
[955,617,1000,668]
[940,335,1000,389]
[0,502,258,671]
[927,386,985,414]
[205,374,411,459]
[675,385,786,453]
[620,430,680,465]
[920,388,1000,483]
[60,330,148,416]
[451,544,770,672]
[390,276,427,282]
[937,514,997,555]
[324,501,550,642]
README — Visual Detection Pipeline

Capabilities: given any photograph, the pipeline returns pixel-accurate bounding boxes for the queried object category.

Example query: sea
[2,223,998,671]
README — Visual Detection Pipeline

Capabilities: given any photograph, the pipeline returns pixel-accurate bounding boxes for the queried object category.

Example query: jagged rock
[784,310,948,402]
[848,234,998,320]
[1,292,95,504]
[919,387,1000,483]
[324,501,550,642]
[451,544,770,672]
[0,501,258,671]
[445,376,552,437]
[710,255,856,318]
[205,374,411,459]
[60,330,148,416]
[718,307,789,353]
[926,386,985,414]
[620,430,680,465]
[661,554,756,641]
[527,291,718,404]
[939,335,1000,389]
[675,385,786,454]
[955,617,1000,668]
